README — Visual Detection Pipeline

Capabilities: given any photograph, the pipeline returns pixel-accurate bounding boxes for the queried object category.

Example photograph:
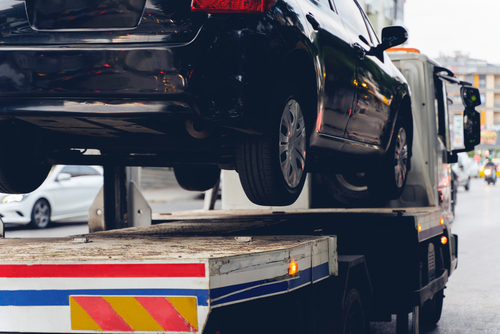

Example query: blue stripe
[0,289,209,307]
[211,263,330,306]
[312,262,330,282]
[288,267,311,290]
[211,281,289,306]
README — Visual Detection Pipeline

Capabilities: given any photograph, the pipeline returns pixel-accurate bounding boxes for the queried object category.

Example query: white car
[451,153,472,191]
[0,165,103,229]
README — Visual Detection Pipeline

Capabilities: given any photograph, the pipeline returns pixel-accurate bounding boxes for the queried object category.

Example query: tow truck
[0,50,481,334]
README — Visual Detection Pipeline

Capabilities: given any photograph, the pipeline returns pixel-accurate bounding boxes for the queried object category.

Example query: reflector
[191,0,276,13]
[288,261,299,276]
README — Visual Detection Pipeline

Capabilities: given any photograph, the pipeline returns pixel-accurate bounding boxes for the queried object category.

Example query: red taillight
[191,0,276,13]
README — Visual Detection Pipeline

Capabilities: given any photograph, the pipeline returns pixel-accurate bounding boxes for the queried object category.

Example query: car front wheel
[236,83,308,206]
[30,199,51,229]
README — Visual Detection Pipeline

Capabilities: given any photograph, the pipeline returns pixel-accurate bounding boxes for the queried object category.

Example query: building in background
[359,0,405,35]
[437,52,500,158]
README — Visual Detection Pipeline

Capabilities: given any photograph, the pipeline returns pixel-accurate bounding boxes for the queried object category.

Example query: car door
[296,0,357,138]
[49,165,83,218]
[334,0,396,146]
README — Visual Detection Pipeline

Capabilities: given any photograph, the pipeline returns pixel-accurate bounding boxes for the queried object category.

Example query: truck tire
[340,288,369,334]
[420,289,444,329]
[419,243,444,329]
[366,116,410,200]
[236,83,308,206]
[174,165,220,191]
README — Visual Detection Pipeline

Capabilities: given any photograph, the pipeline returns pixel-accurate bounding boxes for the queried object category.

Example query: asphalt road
[4,178,500,333]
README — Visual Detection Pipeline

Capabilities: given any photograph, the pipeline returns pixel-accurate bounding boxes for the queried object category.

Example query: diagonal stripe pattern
[70,296,197,332]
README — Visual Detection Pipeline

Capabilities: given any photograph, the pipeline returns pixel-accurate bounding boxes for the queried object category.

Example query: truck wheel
[236,83,308,206]
[366,116,410,200]
[420,289,444,329]
[420,243,444,329]
[340,288,369,334]
[30,199,51,229]
[174,165,220,191]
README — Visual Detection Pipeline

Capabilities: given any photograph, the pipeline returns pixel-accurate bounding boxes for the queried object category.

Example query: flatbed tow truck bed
[0,208,454,334]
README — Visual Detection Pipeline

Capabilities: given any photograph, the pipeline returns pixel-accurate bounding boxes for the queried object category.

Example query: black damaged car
[0,0,411,206]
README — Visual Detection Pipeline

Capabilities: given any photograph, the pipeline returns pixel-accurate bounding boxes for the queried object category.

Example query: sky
[403,0,500,64]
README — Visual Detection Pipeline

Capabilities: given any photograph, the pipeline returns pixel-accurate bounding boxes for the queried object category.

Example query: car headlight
[2,194,26,203]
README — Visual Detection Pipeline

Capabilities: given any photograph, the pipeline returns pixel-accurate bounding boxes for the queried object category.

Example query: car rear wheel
[174,165,221,191]
[236,83,308,206]
[0,125,52,194]
[30,199,51,229]
[367,116,410,200]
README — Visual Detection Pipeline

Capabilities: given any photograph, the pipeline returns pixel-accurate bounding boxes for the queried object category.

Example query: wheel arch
[393,93,413,160]
[275,48,318,130]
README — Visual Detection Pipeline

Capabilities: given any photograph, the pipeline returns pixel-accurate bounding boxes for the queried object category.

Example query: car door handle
[352,43,366,60]
[306,13,320,30]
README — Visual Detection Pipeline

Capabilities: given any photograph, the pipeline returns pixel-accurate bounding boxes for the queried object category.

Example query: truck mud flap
[412,269,448,307]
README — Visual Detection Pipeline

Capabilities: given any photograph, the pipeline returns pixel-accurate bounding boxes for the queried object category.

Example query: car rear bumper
[0,14,282,131]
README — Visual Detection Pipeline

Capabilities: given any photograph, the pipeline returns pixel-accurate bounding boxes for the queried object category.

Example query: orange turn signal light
[440,218,444,225]
[288,261,299,276]
[441,236,448,245]
[418,224,422,232]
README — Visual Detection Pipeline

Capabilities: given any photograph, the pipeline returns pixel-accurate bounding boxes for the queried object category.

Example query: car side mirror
[57,172,72,182]
[368,26,408,61]
[381,26,408,50]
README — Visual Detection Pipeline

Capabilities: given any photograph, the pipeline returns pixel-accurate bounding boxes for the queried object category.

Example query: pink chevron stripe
[135,297,196,332]
[71,296,133,331]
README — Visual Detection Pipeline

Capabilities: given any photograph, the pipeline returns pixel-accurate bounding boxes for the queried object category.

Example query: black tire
[30,199,51,229]
[173,165,220,191]
[0,129,52,194]
[420,289,444,329]
[236,83,308,206]
[464,178,470,191]
[366,116,410,200]
[312,172,380,208]
[340,288,369,334]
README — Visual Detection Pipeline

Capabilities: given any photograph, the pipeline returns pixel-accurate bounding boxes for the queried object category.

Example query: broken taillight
[191,0,276,14]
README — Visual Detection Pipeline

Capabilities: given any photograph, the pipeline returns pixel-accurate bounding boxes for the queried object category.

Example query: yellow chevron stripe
[70,297,102,331]
[103,296,164,331]
[167,296,198,330]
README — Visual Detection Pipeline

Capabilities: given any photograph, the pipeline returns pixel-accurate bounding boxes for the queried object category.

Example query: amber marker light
[288,261,299,276]
[441,236,448,245]
[440,218,444,225]
[418,224,422,232]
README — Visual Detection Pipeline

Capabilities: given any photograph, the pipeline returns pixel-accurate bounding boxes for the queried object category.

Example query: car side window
[333,0,371,42]
[79,166,101,176]
[60,165,80,177]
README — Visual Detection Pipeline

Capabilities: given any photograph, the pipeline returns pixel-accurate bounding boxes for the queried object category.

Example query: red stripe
[135,297,196,332]
[0,263,205,278]
[72,296,133,331]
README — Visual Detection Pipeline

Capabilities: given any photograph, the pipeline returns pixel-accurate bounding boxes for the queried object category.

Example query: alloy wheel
[33,200,50,228]
[394,126,408,188]
[279,99,306,189]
